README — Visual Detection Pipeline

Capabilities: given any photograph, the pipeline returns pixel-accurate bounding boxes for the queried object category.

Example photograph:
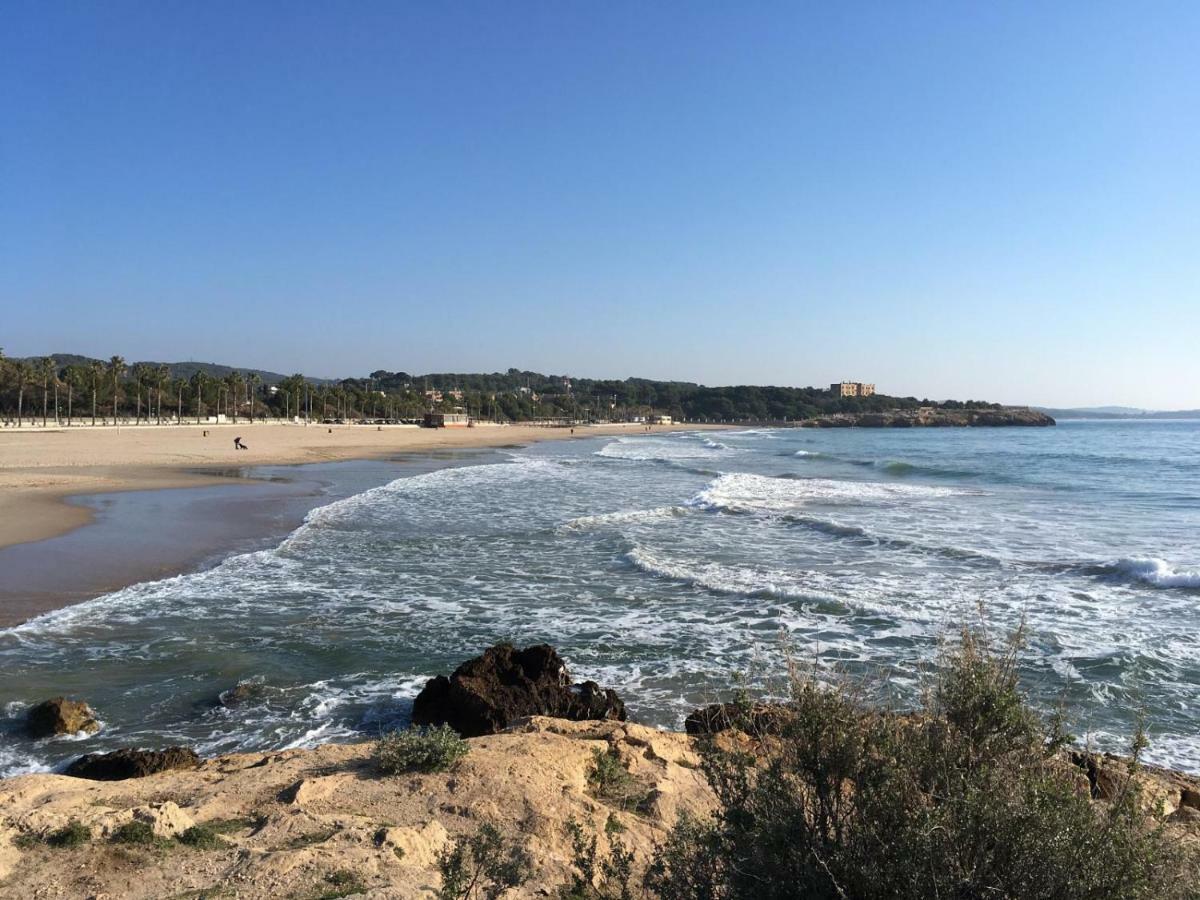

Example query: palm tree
[39,357,56,426]
[13,360,33,427]
[89,360,103,426]
[191,370,209,424]
[131,362,150,424]
[107,356,126,425]
[226,372,243,424]
[248,373,262,423]
[64,364,85,426]
[174,376,185,423]
[156,365,170,424]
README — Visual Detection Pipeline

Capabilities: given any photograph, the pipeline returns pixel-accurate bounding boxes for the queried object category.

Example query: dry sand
[0,421,704,551]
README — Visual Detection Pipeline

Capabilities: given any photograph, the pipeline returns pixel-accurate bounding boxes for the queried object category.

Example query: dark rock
[25,698,100,738]
[684,701,794,736]
[218,679,268,708]
[411,643,626,737]
[63,747,200,781]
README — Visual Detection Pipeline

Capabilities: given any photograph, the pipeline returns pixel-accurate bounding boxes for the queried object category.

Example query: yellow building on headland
[832,382,875,397]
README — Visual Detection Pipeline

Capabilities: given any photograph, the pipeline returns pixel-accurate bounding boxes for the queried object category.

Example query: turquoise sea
[2,421,1198,775]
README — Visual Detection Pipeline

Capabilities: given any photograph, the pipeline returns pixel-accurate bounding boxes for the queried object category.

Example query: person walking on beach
[234,436,247,450]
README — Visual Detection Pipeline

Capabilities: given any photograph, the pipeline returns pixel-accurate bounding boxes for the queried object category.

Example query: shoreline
[0,422,714,627]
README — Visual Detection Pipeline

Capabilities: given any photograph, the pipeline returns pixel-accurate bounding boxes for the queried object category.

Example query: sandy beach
[0,422,710,626]
[0,422,703,547]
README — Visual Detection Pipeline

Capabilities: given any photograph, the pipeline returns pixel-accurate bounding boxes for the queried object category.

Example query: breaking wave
[1096,558,1200,590]
[687,471,968,515]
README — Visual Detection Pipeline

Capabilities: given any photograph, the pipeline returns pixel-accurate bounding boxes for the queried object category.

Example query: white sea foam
[688,471,965,515]
[1108,557,1200,589]
[626,545,832,605]
[557,506,684,533]
[596,436,732,462]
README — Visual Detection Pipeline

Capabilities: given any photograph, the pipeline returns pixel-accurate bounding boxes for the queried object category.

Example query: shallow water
[2,421,1198,775]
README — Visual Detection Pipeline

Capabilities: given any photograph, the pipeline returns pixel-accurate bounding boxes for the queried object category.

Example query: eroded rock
[64,747,200,781]
[25,698,99,738]
[412,643,626,737]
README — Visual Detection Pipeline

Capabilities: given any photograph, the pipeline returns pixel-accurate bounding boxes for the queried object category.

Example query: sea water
[2,421,1198,775]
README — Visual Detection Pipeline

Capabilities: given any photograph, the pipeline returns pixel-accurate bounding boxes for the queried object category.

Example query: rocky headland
[799,406,1055,427]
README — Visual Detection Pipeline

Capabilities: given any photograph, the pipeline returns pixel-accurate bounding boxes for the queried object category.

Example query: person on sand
[233,436,247,450]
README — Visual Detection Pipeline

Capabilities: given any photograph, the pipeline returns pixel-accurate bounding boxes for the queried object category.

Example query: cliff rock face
[0,718,713,898]
[412,643,626,737]
[800,407,1055,428]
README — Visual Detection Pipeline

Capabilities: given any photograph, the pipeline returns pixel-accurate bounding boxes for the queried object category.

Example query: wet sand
[0,456,477,627]
[0,422,708,626]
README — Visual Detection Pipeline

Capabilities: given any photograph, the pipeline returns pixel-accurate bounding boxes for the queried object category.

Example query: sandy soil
[0,422,704,551]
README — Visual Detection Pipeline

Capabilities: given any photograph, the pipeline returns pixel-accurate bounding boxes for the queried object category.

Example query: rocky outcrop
[412,643,626,737]
[0,718,713,899]
[799,407,1055,428]
[24,698,100,738]
[63,746,200,781]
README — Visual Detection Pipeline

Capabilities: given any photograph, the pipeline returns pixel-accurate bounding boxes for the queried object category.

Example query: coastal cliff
[0,718,711,899]
[799,406,1055,427]
[1,721,1198,899]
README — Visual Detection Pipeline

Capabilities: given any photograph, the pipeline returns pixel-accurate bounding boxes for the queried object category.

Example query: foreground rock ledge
[0,717,712,899]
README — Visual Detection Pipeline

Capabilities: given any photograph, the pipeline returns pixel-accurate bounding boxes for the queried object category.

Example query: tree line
[0,352,1004,426]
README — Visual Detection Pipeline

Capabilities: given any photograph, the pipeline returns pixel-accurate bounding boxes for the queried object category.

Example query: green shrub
[46,820,92,848]
[561,818,634,900]
[377,724,470,774]
[647,627,1196,900]
[316,869,366,898]
[110,820,166,847]
[437,823,531,900]
[177,824,227,850]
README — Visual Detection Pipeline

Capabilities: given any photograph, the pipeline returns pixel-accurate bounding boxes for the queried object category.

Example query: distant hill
[1036,406,1200,420]
[21,354,330,386]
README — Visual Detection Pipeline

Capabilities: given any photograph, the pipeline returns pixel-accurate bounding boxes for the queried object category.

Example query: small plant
[604,814,625,835]
[377,723,470,774]
[316,869,366,898]
[561,819,634,900]
[437,823,531,900]
[177,824,227,850]
[586,748,647,811]
[111,820,168,848]
[46,820,92,848]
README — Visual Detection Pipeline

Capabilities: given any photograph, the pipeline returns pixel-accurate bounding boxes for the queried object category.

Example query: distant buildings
[648,414,673,425]
[424,410,471,427]
[832,382,875,398]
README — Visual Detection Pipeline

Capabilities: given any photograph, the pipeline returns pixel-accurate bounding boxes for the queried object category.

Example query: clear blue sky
[3,2,1197,407]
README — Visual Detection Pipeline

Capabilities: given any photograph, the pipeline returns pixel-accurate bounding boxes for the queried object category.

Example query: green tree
[155,365,170,424]
[131,362,151,424]
[248,373,262,422]
[63,364,86,426]
[39,357,57,426]
[191,370,209,424]
[13,359,33,427]
[107,356,126,425]
[88,360,104,426]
